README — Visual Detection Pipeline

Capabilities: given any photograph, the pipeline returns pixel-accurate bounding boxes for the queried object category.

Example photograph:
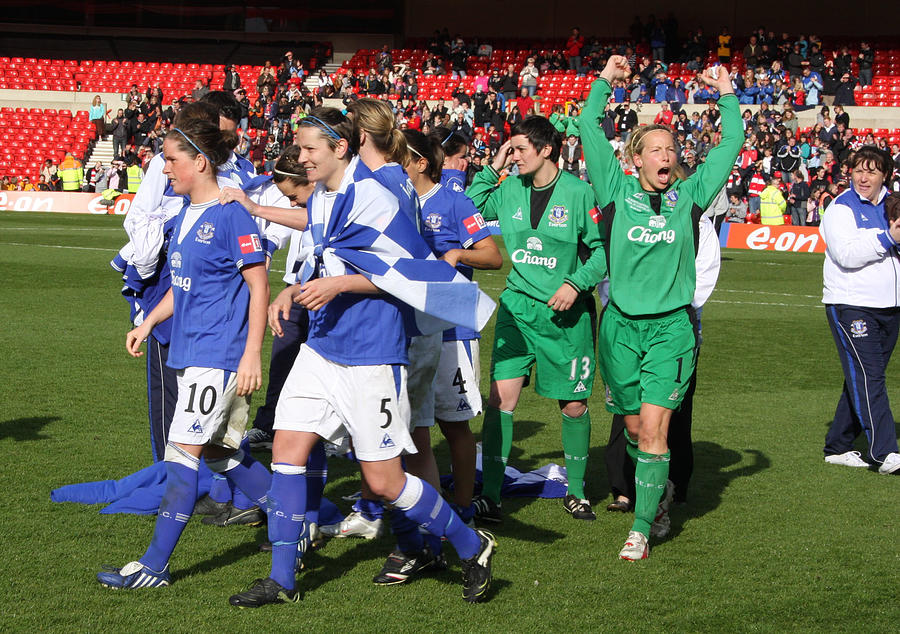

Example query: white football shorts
[407,332,442,429]
[167,366,249,448]
[433,339,482,422]
[274,344,415,461]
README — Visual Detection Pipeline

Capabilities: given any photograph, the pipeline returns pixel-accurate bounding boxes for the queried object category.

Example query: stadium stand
[1,32,899,191]
[0,107,93,180]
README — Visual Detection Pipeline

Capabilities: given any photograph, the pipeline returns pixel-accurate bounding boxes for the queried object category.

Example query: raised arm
[582,56,629,208]
[683,66,743,209]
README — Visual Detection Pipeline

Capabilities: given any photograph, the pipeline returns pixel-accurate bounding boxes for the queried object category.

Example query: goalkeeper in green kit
[467,116,607,523]
[582,56,741,560]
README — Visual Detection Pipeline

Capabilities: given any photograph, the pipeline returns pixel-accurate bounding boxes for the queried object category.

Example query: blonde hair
[347,97,409,165]
[626,124,687,184]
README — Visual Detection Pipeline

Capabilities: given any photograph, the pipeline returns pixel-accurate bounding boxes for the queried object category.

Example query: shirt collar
[851,184,888,205]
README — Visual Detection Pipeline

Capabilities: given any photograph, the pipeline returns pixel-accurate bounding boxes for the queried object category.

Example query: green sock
[632,450,670,537]
[561,411,591,499]
[481,407,513,503]
[624,429,639,464]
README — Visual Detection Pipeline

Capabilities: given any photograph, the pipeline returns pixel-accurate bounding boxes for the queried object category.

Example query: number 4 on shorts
[452,368,467,394]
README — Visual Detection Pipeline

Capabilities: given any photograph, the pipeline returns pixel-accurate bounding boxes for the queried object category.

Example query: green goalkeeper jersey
[581,79,742,316]
[467,166,607,303]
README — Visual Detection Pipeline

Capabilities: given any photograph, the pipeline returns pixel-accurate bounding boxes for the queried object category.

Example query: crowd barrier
[0,191,134,215]
[718,222,825,253]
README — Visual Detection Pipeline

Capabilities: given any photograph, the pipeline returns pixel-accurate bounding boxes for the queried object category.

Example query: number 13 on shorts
[569,356,591,381]
[569,355,592,395]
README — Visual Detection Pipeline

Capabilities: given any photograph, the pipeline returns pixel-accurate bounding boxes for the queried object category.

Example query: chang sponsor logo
[171,273,192,292]
[627,226,676,244]
[511,248,558,269]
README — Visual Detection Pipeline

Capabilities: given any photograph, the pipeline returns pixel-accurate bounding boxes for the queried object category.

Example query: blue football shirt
[166,200,267,371]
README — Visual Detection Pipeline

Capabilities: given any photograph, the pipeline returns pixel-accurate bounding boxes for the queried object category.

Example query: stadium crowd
[26,17,892,610]
[19,22,898,206]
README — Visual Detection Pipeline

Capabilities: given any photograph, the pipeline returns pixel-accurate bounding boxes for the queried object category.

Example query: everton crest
[196,221,215,242]
[425,212,442,231]
[548,205,568,226]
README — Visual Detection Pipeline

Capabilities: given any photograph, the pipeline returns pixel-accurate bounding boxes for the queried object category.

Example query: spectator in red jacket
[566,27,585,74]
[653,101,673,127]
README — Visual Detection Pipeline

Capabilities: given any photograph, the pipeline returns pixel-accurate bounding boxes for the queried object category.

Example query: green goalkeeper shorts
[598,302,698,415]
[490,289,596,400]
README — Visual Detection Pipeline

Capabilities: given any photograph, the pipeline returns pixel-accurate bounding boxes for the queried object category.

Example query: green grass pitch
[1,211,897,631]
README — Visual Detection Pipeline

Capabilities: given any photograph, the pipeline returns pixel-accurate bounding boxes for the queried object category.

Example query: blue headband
[172,127,210,161]
[301,116,342,141]
[441,131,454,146]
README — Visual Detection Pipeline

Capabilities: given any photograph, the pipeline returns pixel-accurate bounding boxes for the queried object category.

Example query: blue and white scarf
[299,156,495,334]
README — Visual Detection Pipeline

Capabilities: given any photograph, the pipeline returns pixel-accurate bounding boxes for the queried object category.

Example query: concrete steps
[85,138,115,166]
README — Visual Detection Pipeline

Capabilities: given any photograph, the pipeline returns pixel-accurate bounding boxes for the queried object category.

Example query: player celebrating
[467,116,608,522]
[228,108,497,608]
[581,56,741,560]
[372,129,503,585]
[97,116,272,589]
[320,97,423,540]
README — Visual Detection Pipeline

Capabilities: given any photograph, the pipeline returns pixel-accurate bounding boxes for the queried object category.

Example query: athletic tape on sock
[391,474,425,510]
[272,462,306,475]
[163,442,200,470]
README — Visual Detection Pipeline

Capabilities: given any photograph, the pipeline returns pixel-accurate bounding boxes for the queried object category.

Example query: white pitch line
[707,298,821,308]
[718,288,820,299]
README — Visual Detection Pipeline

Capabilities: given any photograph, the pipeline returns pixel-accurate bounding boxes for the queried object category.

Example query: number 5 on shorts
[379,398,392,428]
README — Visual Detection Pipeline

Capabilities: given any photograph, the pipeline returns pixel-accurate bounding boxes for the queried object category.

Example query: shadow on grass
[501,419,560,473]
[175,525,269,581]
[0,416,59,441]
[665,443,770,540]
[490,497,568,544]
[298,534,515,599]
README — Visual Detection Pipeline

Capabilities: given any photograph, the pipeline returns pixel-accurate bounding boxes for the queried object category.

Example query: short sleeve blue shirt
[166,200,266,371]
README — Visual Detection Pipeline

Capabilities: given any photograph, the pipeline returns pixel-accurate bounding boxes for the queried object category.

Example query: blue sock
[389,507,425,554]
[230,438,254,509]
[211,450,272,508]
[423,530,443,556]
[141,451,199,572]
[451,502,475,524]
[392,474,480,560]
[267,464,306,590]
[305,442,328,526]
[354,497,384,521]
[208,473,231,503]
[232,488,254,511]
